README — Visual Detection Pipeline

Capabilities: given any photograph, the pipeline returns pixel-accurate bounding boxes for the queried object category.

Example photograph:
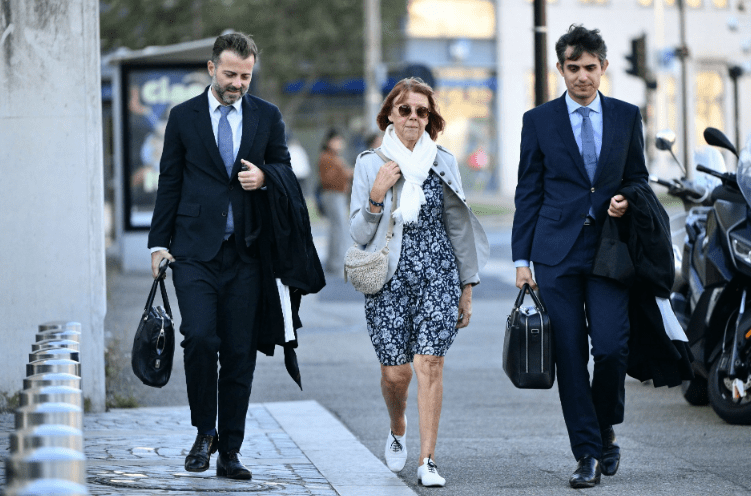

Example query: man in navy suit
[512,25,649,488]
[149,33,290,480]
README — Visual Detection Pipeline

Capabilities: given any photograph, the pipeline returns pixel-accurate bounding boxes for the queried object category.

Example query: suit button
[448,180,452,185]
[222,212,227,217]
[433,162,438,166]
[440,171,445,176]
[230,185,234,191]
[591,187,595,193]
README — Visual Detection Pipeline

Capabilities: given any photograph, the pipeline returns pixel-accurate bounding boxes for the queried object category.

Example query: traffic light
[625,35,647,80]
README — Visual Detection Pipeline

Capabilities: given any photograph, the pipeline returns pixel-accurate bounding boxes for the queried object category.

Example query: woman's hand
[456,284,473,329]
[369,161,401,212]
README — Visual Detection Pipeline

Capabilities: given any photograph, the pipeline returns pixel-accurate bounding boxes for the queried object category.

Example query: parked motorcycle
[652,128,751,424]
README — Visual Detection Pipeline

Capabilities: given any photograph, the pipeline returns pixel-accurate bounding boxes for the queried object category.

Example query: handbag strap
[514,283,545,312]
[373,149,399,247]
[144,262,173,318]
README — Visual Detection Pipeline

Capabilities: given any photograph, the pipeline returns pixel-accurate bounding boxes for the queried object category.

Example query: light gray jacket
[349,146,489,286]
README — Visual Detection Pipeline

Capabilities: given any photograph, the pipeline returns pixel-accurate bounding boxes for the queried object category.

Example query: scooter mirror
[656,129,676,151]
[704,127,738,157]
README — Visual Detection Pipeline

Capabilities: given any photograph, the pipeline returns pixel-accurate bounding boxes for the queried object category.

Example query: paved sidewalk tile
[83,400,415,495]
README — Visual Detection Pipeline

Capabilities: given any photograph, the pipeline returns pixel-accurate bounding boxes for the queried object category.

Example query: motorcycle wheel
[681,378,709,406]
[708,357,751,425]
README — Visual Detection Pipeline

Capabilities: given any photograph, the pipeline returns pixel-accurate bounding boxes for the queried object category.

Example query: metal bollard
[28,348,80,364]
[5,447,86,489]
[10,424,84,454]
[15,403,83,431]
[23,373,81,391]
[34,329,81,344]
[37,321,82,332]
[4,478,89,496]
[26,359,81,378]
[31,339,80,352]
[20,386,83,410]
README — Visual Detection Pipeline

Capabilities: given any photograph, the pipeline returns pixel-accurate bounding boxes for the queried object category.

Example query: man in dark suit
[512,25,649,488]
[148,32,290,480]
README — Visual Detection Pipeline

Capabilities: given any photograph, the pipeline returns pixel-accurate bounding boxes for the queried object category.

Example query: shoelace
[426,455,438,473]
[389,432,404,453]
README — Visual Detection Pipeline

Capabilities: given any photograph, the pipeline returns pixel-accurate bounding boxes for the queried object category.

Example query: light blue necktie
[218,105,235,237]
[576,106,598,184]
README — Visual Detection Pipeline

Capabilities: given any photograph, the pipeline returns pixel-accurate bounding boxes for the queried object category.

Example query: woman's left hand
[456,284,473,329]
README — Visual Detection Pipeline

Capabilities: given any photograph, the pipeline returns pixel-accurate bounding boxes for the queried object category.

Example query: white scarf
[380,124,437,224]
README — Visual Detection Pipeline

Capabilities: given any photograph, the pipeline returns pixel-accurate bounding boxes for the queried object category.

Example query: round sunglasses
[396,104,430,119]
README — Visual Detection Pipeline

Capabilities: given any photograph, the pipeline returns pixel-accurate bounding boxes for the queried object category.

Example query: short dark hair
[211,32,258,65]
[376,77,445,141]
[555,25,607,67]
[321,128,343,151]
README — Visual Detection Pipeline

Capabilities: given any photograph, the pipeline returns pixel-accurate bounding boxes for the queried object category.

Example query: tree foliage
[100,0,406,85]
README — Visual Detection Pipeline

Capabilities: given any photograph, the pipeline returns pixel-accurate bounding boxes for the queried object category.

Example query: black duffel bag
[503,283,555,389]
[131,262,175,388]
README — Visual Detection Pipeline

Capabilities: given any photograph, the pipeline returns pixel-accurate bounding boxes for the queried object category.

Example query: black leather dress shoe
[601,426,621,476]
[185,433,218,472]
[569,455,601,489]
[217,450,252,480]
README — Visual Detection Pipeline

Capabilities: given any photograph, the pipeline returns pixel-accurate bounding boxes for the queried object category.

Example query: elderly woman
[349,78,488,487]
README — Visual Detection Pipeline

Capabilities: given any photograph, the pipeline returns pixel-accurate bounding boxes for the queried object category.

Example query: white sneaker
[417,455,445,487]
[384,418,407,472]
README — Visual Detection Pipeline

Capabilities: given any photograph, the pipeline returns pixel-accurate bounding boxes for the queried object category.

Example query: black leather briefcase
[503,284,555,389]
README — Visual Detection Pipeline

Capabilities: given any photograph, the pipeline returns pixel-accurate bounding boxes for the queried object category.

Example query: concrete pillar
[0,0,106,411]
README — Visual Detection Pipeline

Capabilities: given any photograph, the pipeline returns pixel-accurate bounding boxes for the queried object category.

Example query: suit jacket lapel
[594,93,615,185]
[554,93,590,183]
[233,95,259,176]
[193,88,229,178]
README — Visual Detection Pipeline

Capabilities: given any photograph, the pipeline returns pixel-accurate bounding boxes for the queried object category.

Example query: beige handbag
[344,150,398,294]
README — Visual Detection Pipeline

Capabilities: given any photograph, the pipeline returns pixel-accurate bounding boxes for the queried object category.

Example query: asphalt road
[104,216,751,495]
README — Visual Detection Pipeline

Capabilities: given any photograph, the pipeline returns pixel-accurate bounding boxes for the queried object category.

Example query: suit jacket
[512,92,649,266]
[148,87,291,259]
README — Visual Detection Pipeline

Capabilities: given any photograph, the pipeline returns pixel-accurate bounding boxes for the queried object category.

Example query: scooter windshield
[737,141,751,207]
[693,146,726,194]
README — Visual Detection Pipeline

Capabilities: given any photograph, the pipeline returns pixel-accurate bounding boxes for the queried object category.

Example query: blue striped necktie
[576,106,598,184]
[218,105,235,236]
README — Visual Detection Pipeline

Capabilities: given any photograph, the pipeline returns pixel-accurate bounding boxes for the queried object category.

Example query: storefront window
[695,70,725,144]
[433,67,497,193]
[407,0,495,39]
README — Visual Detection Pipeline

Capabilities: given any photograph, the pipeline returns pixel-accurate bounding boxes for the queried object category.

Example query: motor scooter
[652,128,751,424]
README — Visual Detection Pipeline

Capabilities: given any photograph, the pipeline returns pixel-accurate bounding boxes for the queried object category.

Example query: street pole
[677,0,691,178]
[730,65,742,148]
[364,0,382,133]
[495,0,504,196]
[533,0,548,106]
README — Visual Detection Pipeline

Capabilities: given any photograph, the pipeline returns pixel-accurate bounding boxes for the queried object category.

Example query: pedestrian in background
[350,77,488,487]
[512,25,649,488]
[288,133,312,198]
[318,128,354,275]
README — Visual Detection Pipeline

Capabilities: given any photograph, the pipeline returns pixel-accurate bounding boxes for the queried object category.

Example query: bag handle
[144,262,173,319]
[373,149,399,247]
[514,283,545,312]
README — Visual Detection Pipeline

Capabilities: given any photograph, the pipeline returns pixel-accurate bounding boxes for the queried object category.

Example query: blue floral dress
[364,170,461,366]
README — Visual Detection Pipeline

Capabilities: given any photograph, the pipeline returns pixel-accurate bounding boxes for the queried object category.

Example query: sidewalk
[86,401,414,495]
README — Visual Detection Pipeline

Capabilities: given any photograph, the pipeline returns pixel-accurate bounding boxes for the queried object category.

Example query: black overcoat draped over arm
[593,183,694,387]
[243,162,326,388]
